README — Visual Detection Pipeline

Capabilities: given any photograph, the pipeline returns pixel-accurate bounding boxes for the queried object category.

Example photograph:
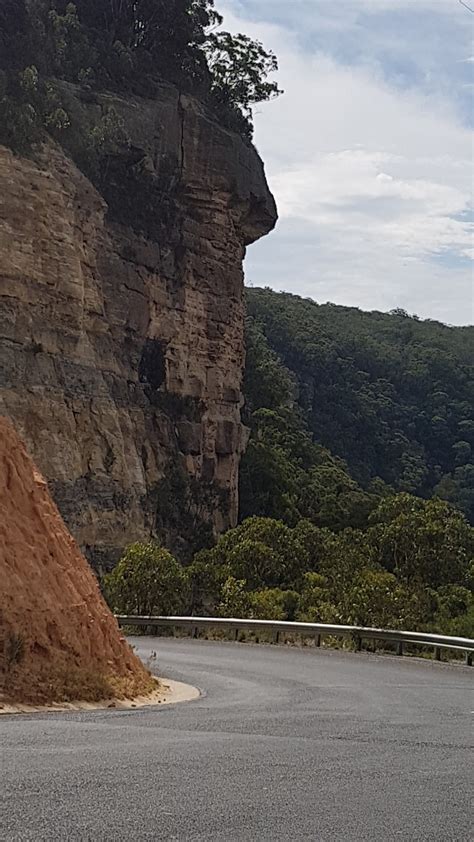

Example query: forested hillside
[105,290,474,641]
[241,288,474,525]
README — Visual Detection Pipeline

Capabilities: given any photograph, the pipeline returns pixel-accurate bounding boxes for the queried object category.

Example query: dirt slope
[0,417,154,704]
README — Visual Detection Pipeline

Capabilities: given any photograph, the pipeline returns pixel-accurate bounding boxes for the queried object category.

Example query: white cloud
[272,147,471,256]
[220,2,474,324]
[354,0,459,11]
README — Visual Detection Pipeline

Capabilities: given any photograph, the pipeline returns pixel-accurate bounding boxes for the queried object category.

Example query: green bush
[104,542,188,616]
[198,516,309,591]
[184,504,473,635]
[367,494,474,587]
[186,554,230,614]
[217,577,251,618]
[251,588,300,621]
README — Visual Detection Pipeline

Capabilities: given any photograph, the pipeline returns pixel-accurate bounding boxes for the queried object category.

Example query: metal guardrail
[116,615,474,665]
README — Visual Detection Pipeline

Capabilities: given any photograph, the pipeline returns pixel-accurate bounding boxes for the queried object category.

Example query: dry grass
[1,641,156,706]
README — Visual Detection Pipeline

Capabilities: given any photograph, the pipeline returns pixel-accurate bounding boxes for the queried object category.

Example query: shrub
[251,588,300,621]
[104,542,187,616]
[201,516,309,591]
[217,577,251,618]
[3,631,26,673]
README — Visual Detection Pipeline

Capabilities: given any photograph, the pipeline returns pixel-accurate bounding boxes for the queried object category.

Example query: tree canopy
[104,541,187,615]
[242,288,474,523]
[105,496,474,639]
[0,0,281,149]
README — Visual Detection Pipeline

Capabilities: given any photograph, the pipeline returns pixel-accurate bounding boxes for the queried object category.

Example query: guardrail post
[192,625,198,639]
[434,646,441,661]
[355,635,362,652]
[465,651,472,666]
[396,641,403,656]
[315,634,321,648]
[234,627,239,642]
[273,630,280,645]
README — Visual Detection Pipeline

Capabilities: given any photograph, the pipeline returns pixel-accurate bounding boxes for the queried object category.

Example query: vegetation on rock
[0,0,281,154]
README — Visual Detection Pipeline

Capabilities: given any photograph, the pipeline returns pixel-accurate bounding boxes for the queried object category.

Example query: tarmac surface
[1,638,472,841]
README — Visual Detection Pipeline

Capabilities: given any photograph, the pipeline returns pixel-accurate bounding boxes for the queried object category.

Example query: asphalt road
[1,639,472,841]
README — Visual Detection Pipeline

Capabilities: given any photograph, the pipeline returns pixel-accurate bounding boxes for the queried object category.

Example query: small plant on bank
[3,631,26,674]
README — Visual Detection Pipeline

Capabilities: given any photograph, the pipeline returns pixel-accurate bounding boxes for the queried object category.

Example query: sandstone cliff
[0,417,153,704]
[0,81,277,568]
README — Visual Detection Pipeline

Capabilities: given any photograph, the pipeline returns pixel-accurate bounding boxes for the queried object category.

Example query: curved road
[1,639,472,841]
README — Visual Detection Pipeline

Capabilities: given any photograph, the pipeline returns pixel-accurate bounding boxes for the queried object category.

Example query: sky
[219,0,474,325]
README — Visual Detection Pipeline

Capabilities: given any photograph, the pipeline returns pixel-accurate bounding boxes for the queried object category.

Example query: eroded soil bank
[0,416,155,705]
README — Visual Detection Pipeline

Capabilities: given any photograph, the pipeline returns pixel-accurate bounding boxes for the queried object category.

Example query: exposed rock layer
[0,82,276,567]
[0,417,153,704]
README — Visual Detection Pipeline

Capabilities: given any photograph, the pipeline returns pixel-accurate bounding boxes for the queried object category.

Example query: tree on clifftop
[205,30,282,136]
[0,0,282,148]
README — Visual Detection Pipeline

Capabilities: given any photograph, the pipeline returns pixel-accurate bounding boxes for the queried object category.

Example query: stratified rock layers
[0,83,277,567]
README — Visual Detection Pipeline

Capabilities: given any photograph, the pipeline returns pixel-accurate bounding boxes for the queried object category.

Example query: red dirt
[0,417,154,704]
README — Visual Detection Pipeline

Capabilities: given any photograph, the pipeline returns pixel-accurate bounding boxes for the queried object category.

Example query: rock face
[0,417,153,704]
[0,82,277,568]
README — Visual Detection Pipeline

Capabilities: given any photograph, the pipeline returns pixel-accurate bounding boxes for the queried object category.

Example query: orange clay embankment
[0,417,155,705]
